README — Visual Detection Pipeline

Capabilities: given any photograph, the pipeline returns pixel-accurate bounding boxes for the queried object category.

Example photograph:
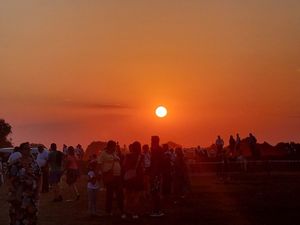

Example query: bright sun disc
[155,106,168,118]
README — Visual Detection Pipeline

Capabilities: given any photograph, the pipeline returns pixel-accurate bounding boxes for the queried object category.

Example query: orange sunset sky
[1,1,300,148]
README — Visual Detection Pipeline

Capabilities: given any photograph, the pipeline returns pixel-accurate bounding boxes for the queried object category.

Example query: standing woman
[98,140,125,219]
[65,146,80,201]
[173,148,190,204]
[142,144,151,198]
[229,135,236,157]
[123,141,144,219]
[7,142,41,225]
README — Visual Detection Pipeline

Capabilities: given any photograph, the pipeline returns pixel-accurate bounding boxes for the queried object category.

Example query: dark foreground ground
[1,173,300,225]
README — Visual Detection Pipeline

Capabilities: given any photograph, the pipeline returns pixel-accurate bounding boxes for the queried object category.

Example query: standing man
[48,143,64,202]
[215,136,226,178]
[215,136,225,157]
[162,144,173,199]
[235,133,241,155]
[142,144,151,198]
[75,144,84,161]
[248,133,260,160]
[63,144,68,155]
[229,135,236,157]
[150,136,164,217]
[75,144,84,175]
[37,145,49,193]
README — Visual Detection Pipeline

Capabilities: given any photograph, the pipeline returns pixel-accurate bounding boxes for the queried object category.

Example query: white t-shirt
[143,152,151,168]
[8,152,22,165]
[87,171,99,189]
[37,150,49,168]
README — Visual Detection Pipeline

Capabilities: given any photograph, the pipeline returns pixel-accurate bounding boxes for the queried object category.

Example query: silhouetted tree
[0,119,12,148]
[84,141,107,160]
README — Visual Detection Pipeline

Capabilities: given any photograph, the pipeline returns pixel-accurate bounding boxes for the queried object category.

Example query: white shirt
[63,147,68,155]
[75,147,84,160]
[216,139,224,147]
[37,150,49,168]
[87,171,99,189]
[143,152,151,168]
[8,152,22,165]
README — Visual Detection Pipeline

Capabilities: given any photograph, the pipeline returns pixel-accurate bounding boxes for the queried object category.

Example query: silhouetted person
[215,136,227,179]
[65,146,80,201]
[235,133,241,155]
[150,136,164,217]
[98,140,125,219]
[123,141,144,219]
[229,135,236,157]
[7,147,22,165]
[63,144,68,155]
[248,133,260,159]
[162,144,173,199]
[75,144,84,160]
[37,145,49,193]
[7,142,41,225]
[48,143,64,202]
[215,136,225,157]
[142,144,151,197]
[87,155,100,217]
[173,147,190,204]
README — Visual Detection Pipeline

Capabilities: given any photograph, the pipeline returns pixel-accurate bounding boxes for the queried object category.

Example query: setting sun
[155,106,168,118]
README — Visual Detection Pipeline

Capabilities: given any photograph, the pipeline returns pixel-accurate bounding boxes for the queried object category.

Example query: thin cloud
[60,100,131,110]
[288,115,300,119]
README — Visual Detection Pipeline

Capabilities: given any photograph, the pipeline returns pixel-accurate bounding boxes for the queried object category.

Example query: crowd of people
[215,133,258,160]
[192,133,260,179]
[195,133,259,161]
[4,136,190,225]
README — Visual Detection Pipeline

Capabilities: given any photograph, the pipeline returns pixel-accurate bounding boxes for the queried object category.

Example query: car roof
[0,147,48,154]
[0,148,14,153]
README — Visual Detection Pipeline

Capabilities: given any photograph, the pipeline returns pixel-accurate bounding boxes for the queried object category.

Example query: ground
[1,173,300,225]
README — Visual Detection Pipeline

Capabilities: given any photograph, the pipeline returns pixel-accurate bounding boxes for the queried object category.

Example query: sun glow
[155,106,168,118]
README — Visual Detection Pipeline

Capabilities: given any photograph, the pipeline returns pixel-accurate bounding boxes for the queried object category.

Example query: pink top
[66,155,78,170]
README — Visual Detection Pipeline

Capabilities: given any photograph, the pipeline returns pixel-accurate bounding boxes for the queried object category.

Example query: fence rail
[188,160,300,174]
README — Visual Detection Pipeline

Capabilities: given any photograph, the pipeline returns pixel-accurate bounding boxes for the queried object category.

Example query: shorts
[49,171,62,185]
[150,175,161,194]
[124,176,144,192]
[144,167,151,176]
[66,169,79,185]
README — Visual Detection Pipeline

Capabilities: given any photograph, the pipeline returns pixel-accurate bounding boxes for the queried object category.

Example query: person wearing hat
[98,140,125,219]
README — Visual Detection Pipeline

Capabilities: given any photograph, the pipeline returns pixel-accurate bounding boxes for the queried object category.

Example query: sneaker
[150,212,165,217]
[66,195,80,202]
[104,212,113,217]
[53,195,63,202]
[90,213,102,218]
[132,215,139,219]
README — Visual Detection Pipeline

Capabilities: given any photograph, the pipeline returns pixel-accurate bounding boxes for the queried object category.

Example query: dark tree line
[0,119,12,148]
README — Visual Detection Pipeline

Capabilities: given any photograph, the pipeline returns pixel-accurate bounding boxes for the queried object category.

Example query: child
[87,155,100,217]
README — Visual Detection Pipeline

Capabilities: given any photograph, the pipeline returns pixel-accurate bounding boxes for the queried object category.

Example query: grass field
[1,173,300,225]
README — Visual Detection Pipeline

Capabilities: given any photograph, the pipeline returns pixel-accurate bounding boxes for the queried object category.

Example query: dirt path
[1,175,300,225]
